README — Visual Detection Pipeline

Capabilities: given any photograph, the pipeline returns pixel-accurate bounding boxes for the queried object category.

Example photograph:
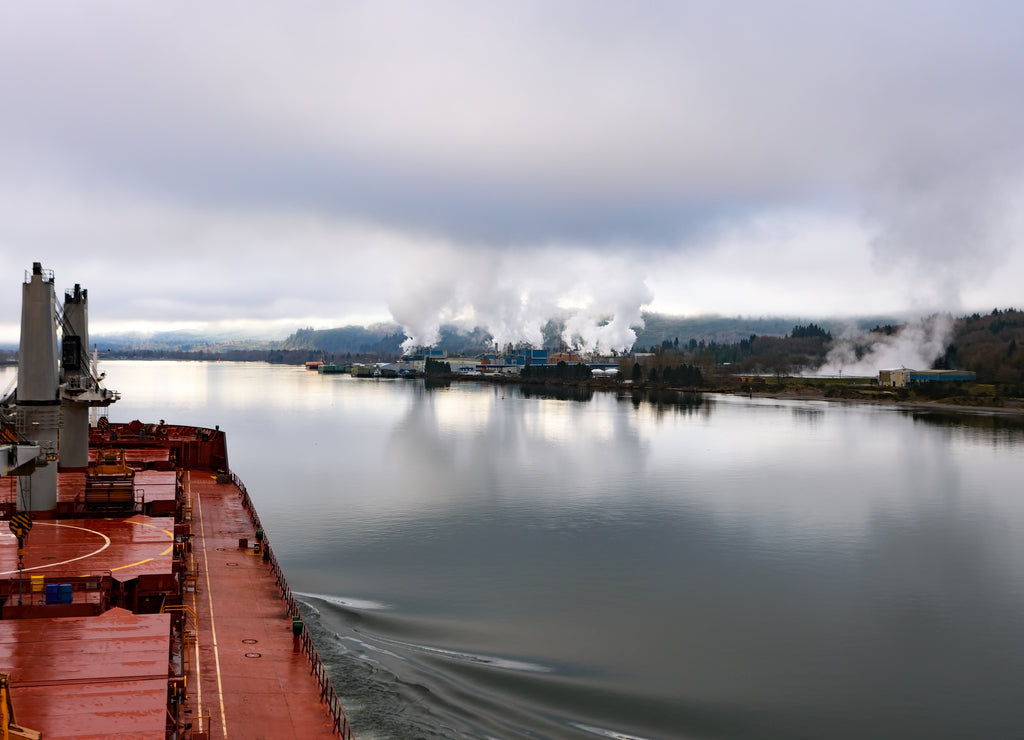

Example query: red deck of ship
[0,608,172,739]
[1,439,348,738]
[0,515,174,582]
[180,470,339,738]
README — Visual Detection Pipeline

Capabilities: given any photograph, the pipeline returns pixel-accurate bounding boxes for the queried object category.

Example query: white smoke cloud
[816,314,954,376]
[389,246,653,355]
[559,276,653,355]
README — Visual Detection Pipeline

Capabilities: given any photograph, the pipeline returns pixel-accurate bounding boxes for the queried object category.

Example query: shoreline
[732,386,1024,416]
[437,372,1024,417]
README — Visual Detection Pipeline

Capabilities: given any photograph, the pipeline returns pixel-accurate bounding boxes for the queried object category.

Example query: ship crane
[0,440,39,479]
[0,408,40,483]
[5,264,120,512]
[0,673,41,740]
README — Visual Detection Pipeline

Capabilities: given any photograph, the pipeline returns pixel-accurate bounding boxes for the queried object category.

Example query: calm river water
[16,361,1024,739]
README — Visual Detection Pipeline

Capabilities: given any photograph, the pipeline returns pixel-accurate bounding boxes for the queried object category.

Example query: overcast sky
[1,2,1022,350]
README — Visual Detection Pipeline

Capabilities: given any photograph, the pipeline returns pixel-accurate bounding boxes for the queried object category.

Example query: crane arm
[0,673,42,740]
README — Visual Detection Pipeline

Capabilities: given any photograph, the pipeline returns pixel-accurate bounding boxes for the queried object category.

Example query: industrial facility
[878,369,977,387]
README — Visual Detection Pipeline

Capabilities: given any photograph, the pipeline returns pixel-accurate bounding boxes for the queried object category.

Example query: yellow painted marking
[186,472,204,725]
[121,520,175,559]
[0,522,111,575]
[192,579,203,722]
[123,520,174,539]
[110,558,154,572]
[193,471,229,738]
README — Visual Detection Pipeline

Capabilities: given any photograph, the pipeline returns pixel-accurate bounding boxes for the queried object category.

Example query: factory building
[878,369,977,387]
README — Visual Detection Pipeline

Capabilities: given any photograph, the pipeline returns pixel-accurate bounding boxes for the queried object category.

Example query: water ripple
[570,723,658,740]
[370,633,553,674]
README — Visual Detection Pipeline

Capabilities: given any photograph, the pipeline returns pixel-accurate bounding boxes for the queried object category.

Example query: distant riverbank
[745,384,1024,415]
[433,370,1024,416]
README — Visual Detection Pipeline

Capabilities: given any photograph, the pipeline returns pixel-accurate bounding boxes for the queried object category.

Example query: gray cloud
[1,1,1022,344]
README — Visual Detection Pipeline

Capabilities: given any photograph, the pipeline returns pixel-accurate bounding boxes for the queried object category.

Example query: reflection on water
[902,407,1024,442]
[9,362,1024,739]
[623,389,711,421]
[519,384,594,403]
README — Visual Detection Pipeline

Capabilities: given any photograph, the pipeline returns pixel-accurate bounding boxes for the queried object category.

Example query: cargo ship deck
[0,423,353,739]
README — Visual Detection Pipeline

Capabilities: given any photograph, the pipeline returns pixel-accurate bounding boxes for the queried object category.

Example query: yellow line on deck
[0,522,111,575]
[193,471,229,738]
[110,558,154,571]
[186,474,204,727]
[123,520,173,537]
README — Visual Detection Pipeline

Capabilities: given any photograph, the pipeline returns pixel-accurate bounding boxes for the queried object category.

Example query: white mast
[16,263,60,510]
[11,263,119,510]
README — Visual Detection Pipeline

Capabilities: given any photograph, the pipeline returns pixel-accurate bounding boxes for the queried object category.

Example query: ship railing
[182,710,211,739]
[229,470,355,740]
[0,573,110,607]
[161,603,198,630]
[161,603,198,678]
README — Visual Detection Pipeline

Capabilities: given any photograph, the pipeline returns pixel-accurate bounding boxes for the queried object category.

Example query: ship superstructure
[0,264,352,739]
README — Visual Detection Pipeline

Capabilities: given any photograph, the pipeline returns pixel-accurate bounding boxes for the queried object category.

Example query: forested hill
[277,324,406,356]
[636,309,1024,384]
[276,324,499,357]
[941,308,1024,383]
[278,314,871,356]
[631,313,880,348]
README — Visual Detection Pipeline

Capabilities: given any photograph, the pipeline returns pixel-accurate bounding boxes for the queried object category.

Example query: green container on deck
[292,616,303,636]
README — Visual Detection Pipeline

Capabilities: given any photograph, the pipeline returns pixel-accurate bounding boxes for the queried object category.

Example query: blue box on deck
[58,583,73,604]
[45,583,58,605]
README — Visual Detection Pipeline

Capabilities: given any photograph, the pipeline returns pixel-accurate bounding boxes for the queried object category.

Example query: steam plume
[816,315,954,376]
[388,248,653,355]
